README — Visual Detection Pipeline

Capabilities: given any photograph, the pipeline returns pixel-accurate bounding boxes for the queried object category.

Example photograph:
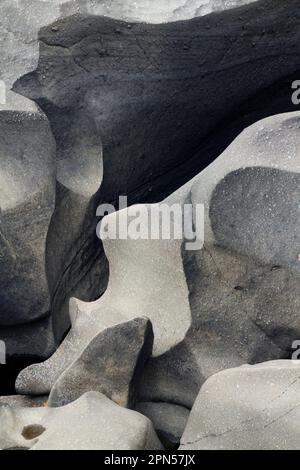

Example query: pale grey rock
[15,302,125,395]
[180,361,300,450]
[16,230,190,394]
[48,318,153,408]
[0,392,163,450]
[13,0,300,339]
[0,395,47,408]
[0,91,56,326]
[137,112,300,408]
[63,0,257,23]
[136,402,190,448]
[20,112,300,405]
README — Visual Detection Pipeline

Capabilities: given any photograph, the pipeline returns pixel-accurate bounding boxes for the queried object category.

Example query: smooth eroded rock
[0,91,56,326]
[180,361,300,450]
[0,392,163,450]
[136,402,190,448]
[48,317,153,408]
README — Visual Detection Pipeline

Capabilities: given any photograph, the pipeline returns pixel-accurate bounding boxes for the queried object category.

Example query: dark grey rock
[48,317,153,408]
[136,402,190,448]
[0,91,56,326]
[1,0,255,89]
[16,301,126,395]
[137,112,300,408]
[180,361,300,450]
[13,0,300,339]
[0,313,56,365]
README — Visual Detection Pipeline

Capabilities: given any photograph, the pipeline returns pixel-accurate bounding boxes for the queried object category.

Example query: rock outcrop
[0,91,56,326]
[48,318,153,408]
[16,112,300,407]
[139,112,300,408]
[180,361,300,450]
[0,392,163,450]
[136,402,190,448]
[13,0,300,338]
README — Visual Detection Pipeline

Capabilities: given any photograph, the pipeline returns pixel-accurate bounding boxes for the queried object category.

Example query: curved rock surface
[0,392,163,450]
[136,402,190,448]
[180,361,300,450]
[16,226,191,394]
[62,0,257,23]
[13,0,300,338]
[48,317,153,408]
[0,0,258,89]
[16,112,300,405]
[139,112,300,408]
[0,91,56,326]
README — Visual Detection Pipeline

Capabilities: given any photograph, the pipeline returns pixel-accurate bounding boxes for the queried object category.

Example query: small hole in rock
[22,424,46,440]
[271,265,281,271]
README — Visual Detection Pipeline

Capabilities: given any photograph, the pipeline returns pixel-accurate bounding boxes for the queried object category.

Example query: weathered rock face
[136,402,190,448]
[16,231,190,394]
[0,0,258,89]
[62,0,257,23]
[0,91,56,326]
[0,395,47,408]
[0,0,62,89]
[180,361,300,450]
[0,392,163,450]
[18,112,300,406]
[13,0,300,338]
[48,318,153,408]
[15,301,124,395]
[138,112,300,408]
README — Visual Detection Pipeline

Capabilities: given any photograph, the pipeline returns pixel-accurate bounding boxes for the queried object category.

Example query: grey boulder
[137,112,300,408]
[0,91,56,326]
[0,392,163,450]
[48,317,153,408]
[180,361,300,450]
[16,229,190,394]
[136,402,190,448]
[0,0,255,90]
[13,0,300,339]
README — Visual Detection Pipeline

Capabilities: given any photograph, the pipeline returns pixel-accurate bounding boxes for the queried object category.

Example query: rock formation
[180,361,300,450]
[1,0,300,451]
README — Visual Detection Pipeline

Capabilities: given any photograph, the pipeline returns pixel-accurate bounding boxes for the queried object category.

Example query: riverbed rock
[136,402,190,448]
[1,0,258,89]
[13,0,300,339]
[16,229,190,394]
[0,395,47,408]
[48,318,153,408]
[0,392,163,450]
[180,361,300,450]
[137,112,300,408]
[0,91,56,326]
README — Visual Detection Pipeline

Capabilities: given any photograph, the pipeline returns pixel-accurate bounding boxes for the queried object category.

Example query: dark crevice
[0,356,43,396]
